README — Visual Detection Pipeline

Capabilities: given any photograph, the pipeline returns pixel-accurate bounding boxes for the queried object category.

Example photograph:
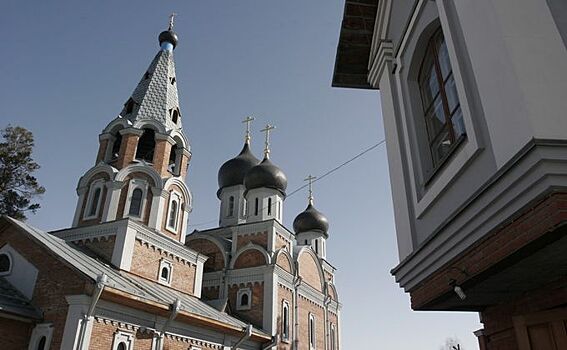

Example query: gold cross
[169,13,177,31]
[260,124,276,158]
[242,116,255,143]
[304,175,317,204]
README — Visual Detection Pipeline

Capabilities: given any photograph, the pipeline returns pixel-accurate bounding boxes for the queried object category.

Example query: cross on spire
[304,175,317,205]
[242,116,255,143]
[260,124,276,158]
[168,13,177,30]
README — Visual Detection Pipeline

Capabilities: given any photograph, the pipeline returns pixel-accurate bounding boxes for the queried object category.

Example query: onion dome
[293,203,329,236]
[218,142,260,195]
[159,30,179,50]
[244,157,288,195]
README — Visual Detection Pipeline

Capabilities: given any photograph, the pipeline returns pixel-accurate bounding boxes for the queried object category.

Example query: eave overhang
[332,0,379,89]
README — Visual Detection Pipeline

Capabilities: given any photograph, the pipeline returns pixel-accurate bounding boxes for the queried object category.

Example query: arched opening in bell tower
[135,128,156,163]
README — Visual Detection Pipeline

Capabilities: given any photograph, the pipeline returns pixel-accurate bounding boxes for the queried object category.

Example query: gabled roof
[0,277,42,319]
[332,0,379,89]
[2,217,269,338]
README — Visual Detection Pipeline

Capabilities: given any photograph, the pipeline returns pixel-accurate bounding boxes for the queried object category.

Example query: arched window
[282,301,290,340]
[37,336,47,350]
[418,28,465,168]
[168,143,178,174]
[135,129,156,162]
[267,198,272,215]
[87,187,101,217]
[315,239,319,255]
[168,200,178,230]
[330,324,336,350]
[236,288,252,310]
[124,98,135,115]
[117,342,127,350]
[0,253,11,275]
[309,314,316,348]
[254,198,259,216]
[159,260,172,285]
[228,196,235,217]
[110,132,122,160]
[171,109,180,124]
[240,293,249,306]
[129,188,143,217]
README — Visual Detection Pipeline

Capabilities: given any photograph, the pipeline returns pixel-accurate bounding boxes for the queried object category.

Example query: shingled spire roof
[119,37,183,131]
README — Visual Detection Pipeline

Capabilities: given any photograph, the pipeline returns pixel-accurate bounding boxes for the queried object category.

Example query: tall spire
[242,116,255,144]
[304,175,317,205]
[119,19,182,130]
[260,124,276,159]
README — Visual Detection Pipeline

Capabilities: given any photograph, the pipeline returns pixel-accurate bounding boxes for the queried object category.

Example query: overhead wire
[187,138,386,229]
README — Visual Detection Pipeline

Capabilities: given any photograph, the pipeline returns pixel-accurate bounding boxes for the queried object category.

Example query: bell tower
[72,17,192,243]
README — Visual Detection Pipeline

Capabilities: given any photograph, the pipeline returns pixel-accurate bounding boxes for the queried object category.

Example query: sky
[0,1,482,348]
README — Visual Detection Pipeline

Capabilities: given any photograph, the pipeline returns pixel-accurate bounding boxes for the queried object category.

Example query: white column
[148,187,167,230]
[60,295,91,350]
[72,187,88,227]
[102,181,124,222]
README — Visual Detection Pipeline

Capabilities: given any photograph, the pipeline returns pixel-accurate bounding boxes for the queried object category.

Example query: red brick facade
[0,318,33,350]
[298,252,323,292]
[186,238,225,272]
[229,282,265,328]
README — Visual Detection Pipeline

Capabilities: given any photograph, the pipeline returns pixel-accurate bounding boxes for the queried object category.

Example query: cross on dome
[242,116,255,143]
[168,13,177,31]
[304,175,317,205]
[260,124,276,158]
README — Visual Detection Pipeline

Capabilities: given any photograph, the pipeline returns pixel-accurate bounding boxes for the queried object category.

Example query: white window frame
[282,300,290,341]
[28,323,53,350]
[309,313,316,350]
[112,330,134,350]
[330,324,336,350]
[227,195,235,217]
[83,179,105,220]
[236,287,252,311]
[0,252,12,276]
[166,190,182,233]
[158,259,173,286]
[124,179,148,219]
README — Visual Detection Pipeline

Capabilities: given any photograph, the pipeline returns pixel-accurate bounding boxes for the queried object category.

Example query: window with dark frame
[240,292,249,306]
[228,196,235,217]
[282,302,290,340]
[87,187,101,217]
[129,188,143,216]
[267,198,272,215]
[418,28,465,171]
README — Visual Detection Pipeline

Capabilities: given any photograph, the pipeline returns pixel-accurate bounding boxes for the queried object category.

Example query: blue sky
[0,1,481,348]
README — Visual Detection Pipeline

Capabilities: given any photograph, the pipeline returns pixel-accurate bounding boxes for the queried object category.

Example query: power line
[188,139,386,229]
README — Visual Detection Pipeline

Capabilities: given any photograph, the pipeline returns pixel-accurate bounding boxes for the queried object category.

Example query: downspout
[76,273,108,350]
[262,334,279,350]
[292,270,302,350]
[323,294,331,350]
[232,324,253,350]
[156,299,181,348]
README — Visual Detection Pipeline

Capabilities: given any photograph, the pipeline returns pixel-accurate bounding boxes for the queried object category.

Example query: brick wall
[153,138,172,177]
[298,253,323,292]
[0,317,32,350]
[116,133,140,169]
[277,285,293,350]
[0,226,90,349]
[276,252,293,273]
[96,138,109,164]
[130,240,196,295]
[237,231,268,250]
[76,236,116,263]
[233,249,267,269]
[297,295,325,350]
[229,282,264,328]
[186,238,225,272]
[201,286,220,300]
[410,192,567,309]
[89,319,154,350]
[275,233,291,251]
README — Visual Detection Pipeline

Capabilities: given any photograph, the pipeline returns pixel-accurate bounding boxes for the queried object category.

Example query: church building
[332,1,567,349]
[0,21,341,350]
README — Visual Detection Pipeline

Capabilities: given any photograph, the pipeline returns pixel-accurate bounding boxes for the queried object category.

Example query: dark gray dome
[218,143,260,195]
[159,30,179,49]
[293,203,329,236]
[244,157,288,195]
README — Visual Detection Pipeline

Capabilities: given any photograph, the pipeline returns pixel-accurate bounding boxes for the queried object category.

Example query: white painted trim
[230,243,271,269]
[111,226,136,271]
[281,300,290,342]
[83,179,105,220]
[28,323,54,350]
[0,251,12,276]
[61,295,91,350]
[236,287,252,311]
[158,259,173,286]
[308,313,316,350]
[72,187,88,227]
[193,259,204,298]
[166,190,182,233]
[102,181,124,222]
[112,330,135,350]
[0,244,38,299]
[123,179,148,219]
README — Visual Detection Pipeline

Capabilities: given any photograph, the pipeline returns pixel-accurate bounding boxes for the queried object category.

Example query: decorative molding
[368,40,394,88]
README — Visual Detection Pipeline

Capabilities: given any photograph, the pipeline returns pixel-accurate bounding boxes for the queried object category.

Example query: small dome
[244,157,288,195]
[293,204,329,236]
[159,30,179,49]
[218,142,260,195]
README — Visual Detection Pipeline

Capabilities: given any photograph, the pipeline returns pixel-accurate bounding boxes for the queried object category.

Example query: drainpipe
[156,299,181,349]
[232,324,253,350]
[261,334,279,350]
[76,273,108,350]
[323,294,331,350]
[292,272,302,350]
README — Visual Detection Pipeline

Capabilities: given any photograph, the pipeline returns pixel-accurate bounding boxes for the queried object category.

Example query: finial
[242,116,255,144]
[168,13,176,30]
[260,124,276,158]
[304,175,317,205]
